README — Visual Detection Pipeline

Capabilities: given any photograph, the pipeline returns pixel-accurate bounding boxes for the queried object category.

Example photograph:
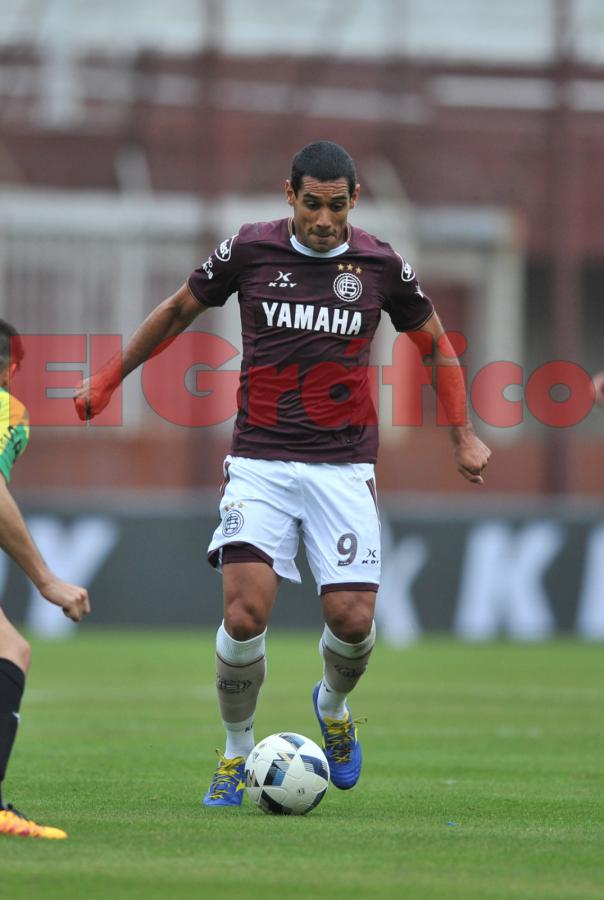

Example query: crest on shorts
[333,272,363,303]
[222,508,244,536]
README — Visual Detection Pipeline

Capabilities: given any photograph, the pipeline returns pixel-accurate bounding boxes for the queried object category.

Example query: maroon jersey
[187,218,433,462]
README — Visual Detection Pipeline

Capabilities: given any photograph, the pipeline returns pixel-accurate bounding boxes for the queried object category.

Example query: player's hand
[38,577,91,622]
[593,372,604,408]
[73,376,114,421]
[451,428,491,485]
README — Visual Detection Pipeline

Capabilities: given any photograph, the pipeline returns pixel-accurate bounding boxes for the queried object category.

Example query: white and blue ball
[245,732,330,815]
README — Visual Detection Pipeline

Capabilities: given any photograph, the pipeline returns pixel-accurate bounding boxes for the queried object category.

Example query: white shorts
[207,456,381,594]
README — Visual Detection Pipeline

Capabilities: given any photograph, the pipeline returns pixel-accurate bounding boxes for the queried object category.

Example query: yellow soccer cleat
[0,804,67,839]
[203,752,246,807]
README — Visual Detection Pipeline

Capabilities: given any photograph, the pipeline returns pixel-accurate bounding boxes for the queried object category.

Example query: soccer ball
[245,732,330,815]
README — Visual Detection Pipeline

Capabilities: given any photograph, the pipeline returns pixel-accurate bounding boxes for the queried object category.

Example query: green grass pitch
[1,632,603,899]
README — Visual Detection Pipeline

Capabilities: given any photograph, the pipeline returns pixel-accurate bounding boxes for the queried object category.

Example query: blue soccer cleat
[312,683,363,790]
[202,752,246,807]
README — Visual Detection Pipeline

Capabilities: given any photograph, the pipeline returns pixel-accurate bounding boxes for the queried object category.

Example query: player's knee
[328,608,374,645]
[224,601,266,641]
[338,622,373,645]
[324,590,376,644]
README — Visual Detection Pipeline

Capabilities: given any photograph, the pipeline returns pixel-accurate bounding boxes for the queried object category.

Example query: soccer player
[74,141,490,806]
[0,320,90,839]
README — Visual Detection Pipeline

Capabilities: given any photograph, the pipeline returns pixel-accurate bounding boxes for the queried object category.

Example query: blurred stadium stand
[1,1,603,634]
[1,0,604,494]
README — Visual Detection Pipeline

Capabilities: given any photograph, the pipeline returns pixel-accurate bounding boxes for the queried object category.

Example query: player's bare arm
[74,282,207,420]
[593,372,604,407]
[0,477,90,622]
[408,312,491,485]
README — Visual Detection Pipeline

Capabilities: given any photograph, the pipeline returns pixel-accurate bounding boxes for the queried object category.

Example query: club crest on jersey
[215,235,236,263]
[268,271,297,289]
[333,272,363,302]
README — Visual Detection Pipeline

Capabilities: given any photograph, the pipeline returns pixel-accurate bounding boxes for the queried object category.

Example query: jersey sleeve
[0,397,30,483]
[187,231,243,308]
[381,250,434,332]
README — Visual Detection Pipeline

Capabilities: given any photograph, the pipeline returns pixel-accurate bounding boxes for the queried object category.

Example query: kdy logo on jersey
[269,271,297,289]
[333,272,363,302]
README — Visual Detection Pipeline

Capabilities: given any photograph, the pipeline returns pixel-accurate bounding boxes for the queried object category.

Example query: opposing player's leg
[0,609,29,812]
[0,608,67,839]
[312,590,376,789]
[203,560,278,808]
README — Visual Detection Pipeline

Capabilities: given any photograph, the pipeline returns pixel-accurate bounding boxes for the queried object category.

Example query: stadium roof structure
[1,1,604,64]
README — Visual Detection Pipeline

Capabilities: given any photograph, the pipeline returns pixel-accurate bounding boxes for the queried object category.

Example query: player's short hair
[0,319,24,371]
[290,141,357,197]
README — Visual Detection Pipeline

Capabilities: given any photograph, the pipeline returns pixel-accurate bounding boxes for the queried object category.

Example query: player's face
[285,177,360,252]
[0,363,16,390]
